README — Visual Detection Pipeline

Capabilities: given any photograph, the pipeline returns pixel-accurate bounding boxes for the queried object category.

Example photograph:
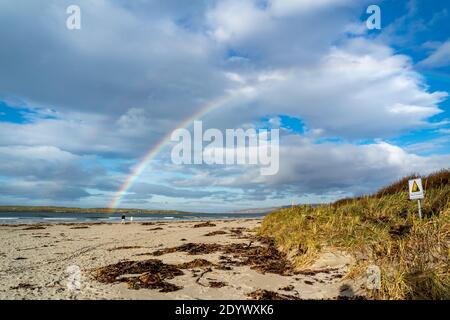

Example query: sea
[0,211,268,224]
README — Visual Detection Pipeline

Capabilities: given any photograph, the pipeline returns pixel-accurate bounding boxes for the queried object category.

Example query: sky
[0,0,449,212]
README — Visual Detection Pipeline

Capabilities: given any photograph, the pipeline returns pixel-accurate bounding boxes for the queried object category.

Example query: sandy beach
[0,219,365,300]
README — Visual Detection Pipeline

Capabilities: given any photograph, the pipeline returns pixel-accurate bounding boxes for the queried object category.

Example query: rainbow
[109,92,240,210]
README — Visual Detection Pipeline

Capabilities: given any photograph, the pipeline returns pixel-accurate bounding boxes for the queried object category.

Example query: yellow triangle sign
[412,180,420,193]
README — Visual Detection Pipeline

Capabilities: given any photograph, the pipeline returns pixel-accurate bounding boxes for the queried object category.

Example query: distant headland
[0,206,196,214]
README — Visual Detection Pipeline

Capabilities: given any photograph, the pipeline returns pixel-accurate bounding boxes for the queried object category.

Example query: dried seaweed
[203,230,227,236]
[279,285,294,291]
[147,227,164,231]
[108,246,142,251]
[247,289,302,300]
[10,283,36,290]
[209,281,227,288]
[193,221,216,228]
[141,222,156,226]
[23,225,46,230]
[152,243,222,256]
[295,267,340,276]
[151,237,294,275]
[93,259,183,292]
[177,259,215,269]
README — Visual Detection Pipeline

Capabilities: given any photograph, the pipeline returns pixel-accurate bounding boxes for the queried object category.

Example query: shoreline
[0,218,364,300]
[0,217,262,227]
[0,212,268,226]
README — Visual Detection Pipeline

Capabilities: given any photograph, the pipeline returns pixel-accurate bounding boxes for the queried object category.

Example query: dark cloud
[0,181,90,201]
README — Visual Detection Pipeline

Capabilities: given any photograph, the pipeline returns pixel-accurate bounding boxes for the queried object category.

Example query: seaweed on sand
[247,289,302,300]
[204,230,227,236]
[10,283,36,290]
[151,237,295,276]
[93,259,184,292]
[209,281,227,288]
[141,222,156,226]
[177,259,215,269]
[93,258,222,292]
[108,246,142,251]
[147,227,164,231]
[193,221,216,228]
[152,243,223,256]
[23,225,46,230]
[228,227,248,238]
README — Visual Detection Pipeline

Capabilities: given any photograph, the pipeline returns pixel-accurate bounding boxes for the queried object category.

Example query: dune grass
[259,170,450,299]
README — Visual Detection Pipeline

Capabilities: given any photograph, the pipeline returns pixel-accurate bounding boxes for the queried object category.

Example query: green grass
[258,170,450,299]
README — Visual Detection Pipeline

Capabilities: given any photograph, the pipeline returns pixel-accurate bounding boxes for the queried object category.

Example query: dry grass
[333,169,450,206]
[259,170,450,300]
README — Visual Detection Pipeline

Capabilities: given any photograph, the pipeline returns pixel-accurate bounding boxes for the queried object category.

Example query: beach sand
[0,219,365,300]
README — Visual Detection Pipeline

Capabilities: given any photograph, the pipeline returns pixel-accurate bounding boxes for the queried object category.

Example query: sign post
[417,199,422,219]
[408,178,424,218]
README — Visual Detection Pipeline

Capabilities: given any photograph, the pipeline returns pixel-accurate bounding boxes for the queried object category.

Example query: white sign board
[408,178,424,200]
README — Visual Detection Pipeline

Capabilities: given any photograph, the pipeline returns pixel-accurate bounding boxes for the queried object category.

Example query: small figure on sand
[121,214,125,224]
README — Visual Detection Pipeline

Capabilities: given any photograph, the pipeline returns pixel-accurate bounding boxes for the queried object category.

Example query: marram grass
[258,170,450,299]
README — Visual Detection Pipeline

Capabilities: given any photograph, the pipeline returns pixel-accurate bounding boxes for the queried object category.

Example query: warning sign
[411,181,420,192]
[408,178,424,200]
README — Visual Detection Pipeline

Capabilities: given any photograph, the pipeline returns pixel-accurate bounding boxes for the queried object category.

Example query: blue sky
[0,0,449,212]
[376,0,450,156]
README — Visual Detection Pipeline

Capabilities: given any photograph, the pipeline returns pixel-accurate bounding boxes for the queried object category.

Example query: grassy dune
[259,170,450,299]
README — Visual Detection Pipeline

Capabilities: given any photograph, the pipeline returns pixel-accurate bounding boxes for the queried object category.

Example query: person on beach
[121,214,125,224]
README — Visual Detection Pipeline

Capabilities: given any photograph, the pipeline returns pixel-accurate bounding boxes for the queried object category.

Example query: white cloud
[170,135,450,198]
[0,145,111,202]
[207,0,270,43]
[0,0,229,119]
[0,110,171,158]
[270,0,353,16]
[419,39,450,68]
[206,0,365,68]
[204,38,446,139]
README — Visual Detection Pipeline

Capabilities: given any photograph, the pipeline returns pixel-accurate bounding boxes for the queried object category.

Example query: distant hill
[229,205,291,214]
[0,206,195,214]
[229,204,324,214]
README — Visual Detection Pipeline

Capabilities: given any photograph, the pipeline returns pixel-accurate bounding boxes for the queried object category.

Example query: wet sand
[0,219,364,299]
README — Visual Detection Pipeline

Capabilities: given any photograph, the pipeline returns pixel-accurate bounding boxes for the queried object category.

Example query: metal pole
[417,199,422,219]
